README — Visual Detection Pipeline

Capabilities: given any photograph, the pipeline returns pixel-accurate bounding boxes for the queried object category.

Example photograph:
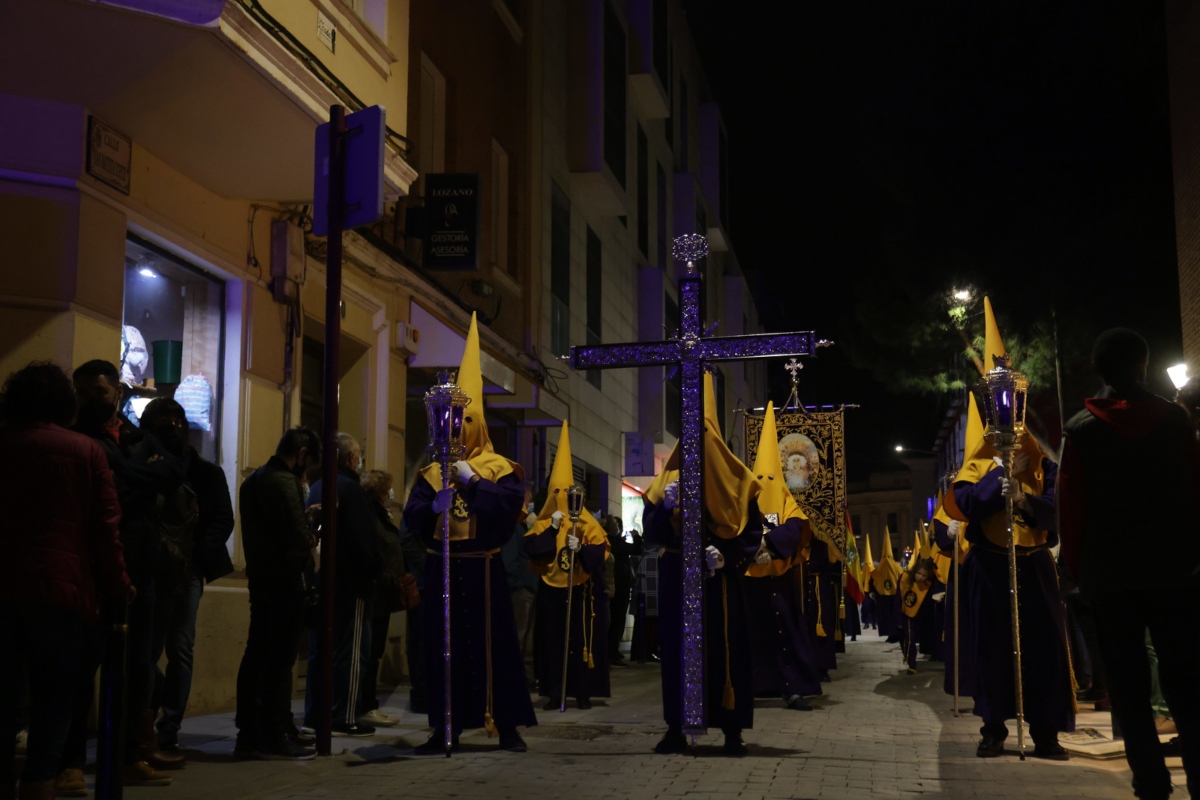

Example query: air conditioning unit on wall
[395,321,420,358]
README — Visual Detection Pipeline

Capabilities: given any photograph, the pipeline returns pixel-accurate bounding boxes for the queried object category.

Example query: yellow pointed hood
[525,421,609,587]
[750,402,805,524]
[861,530,875,588]
[421,313,520,499]
[871,526,903,596]
[982,295,1007,369]
[701,371,762,540]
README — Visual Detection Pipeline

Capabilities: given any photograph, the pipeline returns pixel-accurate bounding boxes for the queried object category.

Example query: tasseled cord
[582,578,596,669]
[721,575,735,711]
[483,552,498,738]
[814,574,827,638]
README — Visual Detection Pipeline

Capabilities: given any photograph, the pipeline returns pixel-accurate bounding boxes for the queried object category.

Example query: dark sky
[687,1,1182,479]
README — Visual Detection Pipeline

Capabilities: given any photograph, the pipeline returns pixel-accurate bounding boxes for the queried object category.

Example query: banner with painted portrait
[744,408,848,558]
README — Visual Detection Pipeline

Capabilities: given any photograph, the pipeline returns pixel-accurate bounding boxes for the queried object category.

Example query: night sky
[688,2,1182,479]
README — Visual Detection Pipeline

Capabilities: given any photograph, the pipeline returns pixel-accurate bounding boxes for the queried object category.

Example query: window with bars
[586,227,603,390]
[550,182,571,358]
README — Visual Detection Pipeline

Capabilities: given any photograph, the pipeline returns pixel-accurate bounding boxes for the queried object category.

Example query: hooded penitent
[420,312,523,539]
[871,527,903,597]
[747,401,807,578]
[944,297,1047,548]
[525,421,610,588]
[860,530,874,592]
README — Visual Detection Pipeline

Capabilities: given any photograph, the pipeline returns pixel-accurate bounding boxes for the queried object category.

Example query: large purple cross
[568,234,824,735]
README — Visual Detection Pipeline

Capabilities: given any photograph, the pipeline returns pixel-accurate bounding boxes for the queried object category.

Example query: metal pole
[953,526,960,717]
[559,521,577,712]
[95,599,130,800]
[441,465,453,756]
[316,103,346,758]
[1052,307,1066,444]
[1001,448,1026,760]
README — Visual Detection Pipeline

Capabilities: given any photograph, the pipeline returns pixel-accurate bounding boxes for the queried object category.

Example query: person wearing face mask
[403,314,536,754]
[60,360,186,790]
[138,399,234,755]
[303,433,385,737]
[235,427,322,760]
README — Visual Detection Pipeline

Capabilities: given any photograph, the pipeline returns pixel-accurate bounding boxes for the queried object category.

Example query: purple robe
[956,460,1075,734]
[933,519,977,698]
[876,592,899,639]
[525,529,610,702]
[403,475,538,734]
[644,499,763,732]
[803,541,838,671]
[742,518,822,697]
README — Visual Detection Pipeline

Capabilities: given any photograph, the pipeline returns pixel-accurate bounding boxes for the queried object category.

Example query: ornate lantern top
[672,234,709,272]
[980,354,1029,448]
[424,369,471,462]
[566,484,586,522]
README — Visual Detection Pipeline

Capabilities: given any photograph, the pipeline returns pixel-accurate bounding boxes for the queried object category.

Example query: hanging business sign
[87,116,132,195]
[424,173,480,270]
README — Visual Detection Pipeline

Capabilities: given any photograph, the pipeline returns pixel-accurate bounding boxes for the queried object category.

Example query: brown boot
[123,761,172,787]
[140,710,186,770]
[17,780,54,800]
[53,769,87,798]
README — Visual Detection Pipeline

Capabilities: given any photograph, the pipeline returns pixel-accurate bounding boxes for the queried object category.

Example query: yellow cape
[747,402,807,578]
[871,527,903,596]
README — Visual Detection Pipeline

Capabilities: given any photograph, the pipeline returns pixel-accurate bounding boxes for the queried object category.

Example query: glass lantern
[424,370,470,464]
[567,484,586,522]
[980,354,1029,448]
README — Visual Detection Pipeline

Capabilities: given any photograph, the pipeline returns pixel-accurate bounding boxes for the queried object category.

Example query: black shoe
[654,728,688,755]
[976,736,1005,758]
[577,698,592,710]
[233,736,258,760]
[409,701,428,715]
[257,738,317,761]
[784,694,812,711]
[610,657,630,668]
[331,723,376,738]
[1031,742,1069,761]
[414,733,460,755]
[1162,736,1182,758]
[722,730,748,756]
[543,697,561,711]
[819,670,832,683]
[289,729,315,746]
[498,729,527,752]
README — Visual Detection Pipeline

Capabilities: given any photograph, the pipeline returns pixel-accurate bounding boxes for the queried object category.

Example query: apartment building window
[586,227,603,390]
[664,292,680,439]
[491,139,512,277]
[342,0,387,38]
[122,236,224,465]
[851,515,862,535]
[679,78,689,172]
[550,182,571,358]
[887,512,899,536]
[604,1,627,188]
[419,54,447,194]
[652,0,668,86]
[637,125,649,258]
[656,162,667,267]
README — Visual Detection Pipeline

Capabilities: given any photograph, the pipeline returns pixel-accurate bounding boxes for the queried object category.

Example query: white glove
[525,511,537,526]
[550,510,565,529]
[1000,476,1025,502]
[947,520,963,541]
[755,540,773,565]
[931,592,946,603]
[705,545,725,573]
[663,480,680,510]
[993,452,1031,475]
[567,533,581,551]
[432,488,455,514]
[452,459,476,484]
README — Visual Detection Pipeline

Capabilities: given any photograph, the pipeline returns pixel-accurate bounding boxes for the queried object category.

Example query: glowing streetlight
[895,444,904,453]
[1169,363,1190,390]
[953,289,971,301]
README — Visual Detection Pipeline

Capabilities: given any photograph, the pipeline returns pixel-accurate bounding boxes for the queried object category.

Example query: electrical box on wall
[395,321,420,357]
[270,220,305,303]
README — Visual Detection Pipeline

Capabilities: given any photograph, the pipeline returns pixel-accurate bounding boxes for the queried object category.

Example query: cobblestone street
[114,631,1188,800]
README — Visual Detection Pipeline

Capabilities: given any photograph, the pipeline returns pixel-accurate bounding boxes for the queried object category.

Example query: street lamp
[895,445,937,456]
[1168,363,1190,390]
[953,289,972,302]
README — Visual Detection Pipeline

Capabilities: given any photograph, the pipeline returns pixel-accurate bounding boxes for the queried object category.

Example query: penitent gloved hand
[432,488,455,515]
[663,481,680,510]
[550,510,565,529]
[452,459,476,484]
[755,540,773,565]
[567,533,581,551]
[705,545,725,573]
[947,520,964,541]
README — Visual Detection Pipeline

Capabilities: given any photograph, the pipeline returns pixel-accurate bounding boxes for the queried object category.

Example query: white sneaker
[15,729,28,754]
[361,709,399,727]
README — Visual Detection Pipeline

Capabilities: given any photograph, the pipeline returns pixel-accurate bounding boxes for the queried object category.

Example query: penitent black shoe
[784,694,813,711]
[976,736,1005,758]
[1031,742,1069,761]
[722,731,748,757]
[498,729,527,752]
[414,733,460,755]
[654,728,689,755]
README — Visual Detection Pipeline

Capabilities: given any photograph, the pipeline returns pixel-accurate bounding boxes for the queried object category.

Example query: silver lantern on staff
[423,370,470,756]
[558,484,586,712]
[978,353,1031,760]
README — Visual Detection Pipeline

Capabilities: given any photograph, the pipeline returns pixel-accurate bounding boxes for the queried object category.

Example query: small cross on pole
[567,234,829,735]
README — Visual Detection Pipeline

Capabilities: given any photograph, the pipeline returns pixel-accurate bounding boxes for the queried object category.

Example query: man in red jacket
[1060,328,1200,800]
[0,362,131,800]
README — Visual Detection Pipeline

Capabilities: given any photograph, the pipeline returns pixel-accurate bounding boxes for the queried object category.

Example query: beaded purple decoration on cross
[568,234,824,735]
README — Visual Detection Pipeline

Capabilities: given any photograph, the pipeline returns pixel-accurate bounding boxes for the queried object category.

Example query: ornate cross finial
[672,234,709,273]
[785,358,803,383]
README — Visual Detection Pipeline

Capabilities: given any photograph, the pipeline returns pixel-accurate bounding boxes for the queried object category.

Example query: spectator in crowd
[358,470,405,728]
[235,427,322,760]
[1060,328,1200,799]
[630,548,660,663]
[304,434,384,737]
[140,399,234,753]
[62,360,185,789]
[502,490,539,685]
[396,513,428,714]
[0,363,132,800]
[605,515,642,668]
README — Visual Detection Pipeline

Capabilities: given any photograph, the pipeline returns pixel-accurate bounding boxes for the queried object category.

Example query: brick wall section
[1169,0,1200,365]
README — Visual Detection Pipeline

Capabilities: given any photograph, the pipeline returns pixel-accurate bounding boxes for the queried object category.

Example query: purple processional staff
[567,234,829,734]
